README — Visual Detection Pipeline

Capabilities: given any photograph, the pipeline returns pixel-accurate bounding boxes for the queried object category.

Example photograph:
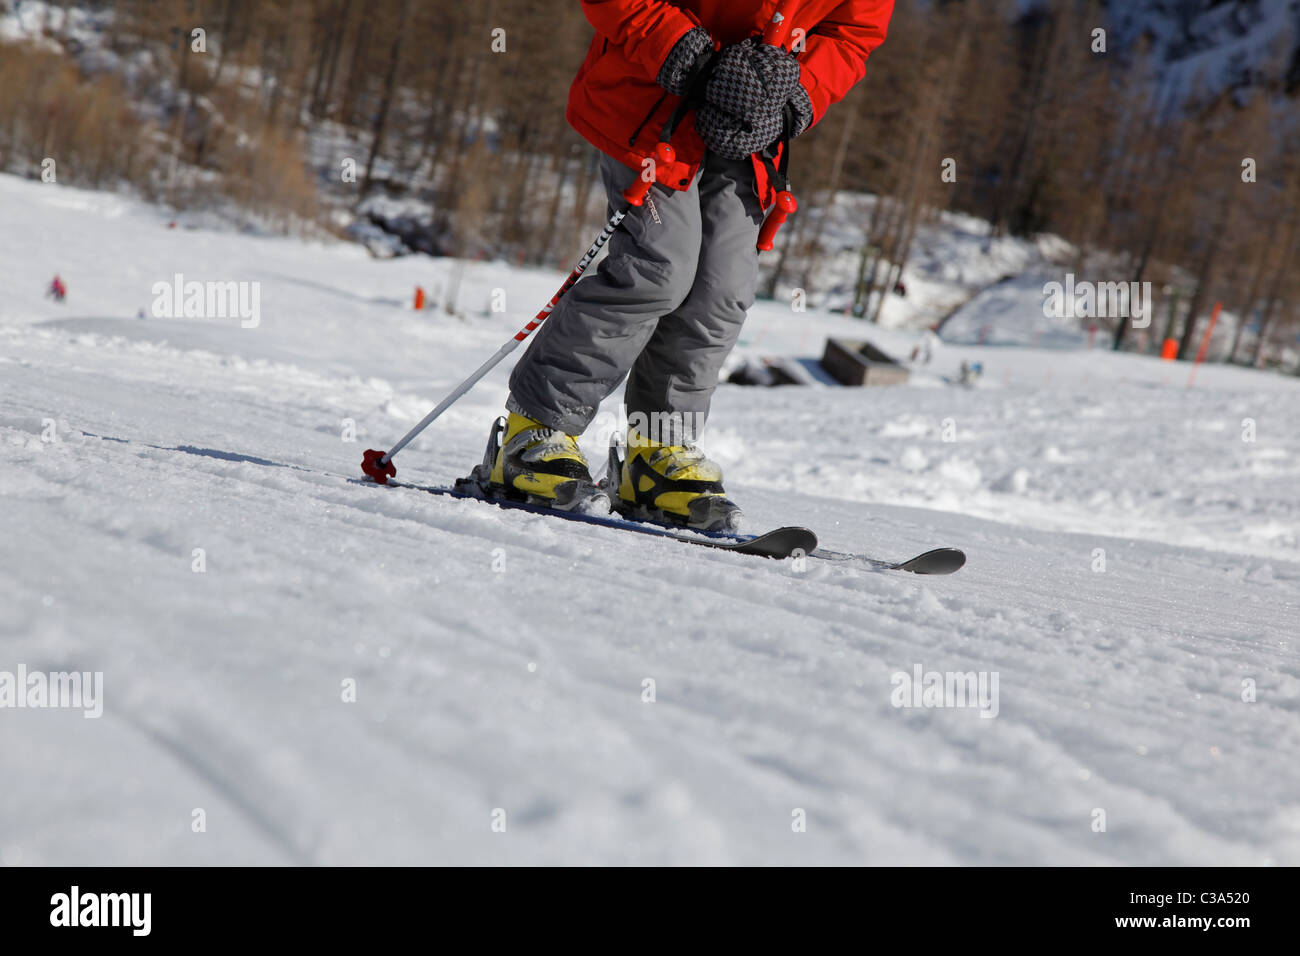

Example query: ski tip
[737,526,818,558]
[786,527,819,555]
[896,547,966,575]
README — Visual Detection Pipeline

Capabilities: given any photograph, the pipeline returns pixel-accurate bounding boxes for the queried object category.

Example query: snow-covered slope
[2,173,1298,865]
[1104,0,1300,101]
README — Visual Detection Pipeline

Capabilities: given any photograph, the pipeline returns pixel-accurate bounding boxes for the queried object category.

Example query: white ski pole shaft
[383,339,518,461]
[378,210,625,466]
[362,143,676,482]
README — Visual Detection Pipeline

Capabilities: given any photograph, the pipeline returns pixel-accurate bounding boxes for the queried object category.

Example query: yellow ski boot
[479,413,609,514]
[608,429,743,532]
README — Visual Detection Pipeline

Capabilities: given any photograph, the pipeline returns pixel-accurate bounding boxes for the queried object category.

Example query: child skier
[487,0,893,530]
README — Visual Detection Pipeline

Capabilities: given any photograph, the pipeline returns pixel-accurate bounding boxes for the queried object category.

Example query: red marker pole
[1186,301,1222,388]
[757,0,800,252]
[763,0,799,47]
[362,144,677,483]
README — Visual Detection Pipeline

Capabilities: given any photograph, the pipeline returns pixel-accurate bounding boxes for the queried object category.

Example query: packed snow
[2,173,1298,865]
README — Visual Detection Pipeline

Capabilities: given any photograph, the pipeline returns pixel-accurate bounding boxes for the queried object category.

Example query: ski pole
[756,0,800,252]
[362,142,677,484]
[764,0,798,47]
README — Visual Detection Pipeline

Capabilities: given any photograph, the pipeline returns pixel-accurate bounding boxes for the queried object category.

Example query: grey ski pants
[507,150,764,444]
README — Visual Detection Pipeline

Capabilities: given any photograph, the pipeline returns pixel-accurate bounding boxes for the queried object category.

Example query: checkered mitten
[694,104,788,161]
[704,38,802,124]
[658,27,716,96]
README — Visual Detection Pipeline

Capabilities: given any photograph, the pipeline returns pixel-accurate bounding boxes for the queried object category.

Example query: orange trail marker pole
[1187,301,1222,387]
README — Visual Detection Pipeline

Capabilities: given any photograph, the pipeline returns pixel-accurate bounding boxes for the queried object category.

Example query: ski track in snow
[2,175,1299,865]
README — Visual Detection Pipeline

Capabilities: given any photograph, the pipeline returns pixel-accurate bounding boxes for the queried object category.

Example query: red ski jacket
[569,0,893,207]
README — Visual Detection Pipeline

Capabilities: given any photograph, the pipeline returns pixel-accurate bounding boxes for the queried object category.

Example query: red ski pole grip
[763,0,799,48]
[622,142,677,207]
[757,191,797,252]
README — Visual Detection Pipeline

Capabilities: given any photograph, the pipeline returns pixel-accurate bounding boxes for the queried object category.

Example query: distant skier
[922,328,938,364]
[47,275,67,303]
[909,334,935,365]
[483,0,894,530]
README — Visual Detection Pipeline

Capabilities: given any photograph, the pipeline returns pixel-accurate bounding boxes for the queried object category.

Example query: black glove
[658,26,715,96]
[704,37,802,125]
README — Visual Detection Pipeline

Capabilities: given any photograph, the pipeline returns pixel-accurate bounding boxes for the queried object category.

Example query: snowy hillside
[762,192,1059,328]
[2,172,1299,865]
[1104,0,1300,101]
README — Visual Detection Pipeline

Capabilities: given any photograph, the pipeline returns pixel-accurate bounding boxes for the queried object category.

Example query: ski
[380,479,965,573]
[370,417,966,571]
[385,478,818,559]
[811,545,967,576]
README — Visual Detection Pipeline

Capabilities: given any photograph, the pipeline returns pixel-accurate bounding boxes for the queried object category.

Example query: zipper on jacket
[629,92,670,147]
